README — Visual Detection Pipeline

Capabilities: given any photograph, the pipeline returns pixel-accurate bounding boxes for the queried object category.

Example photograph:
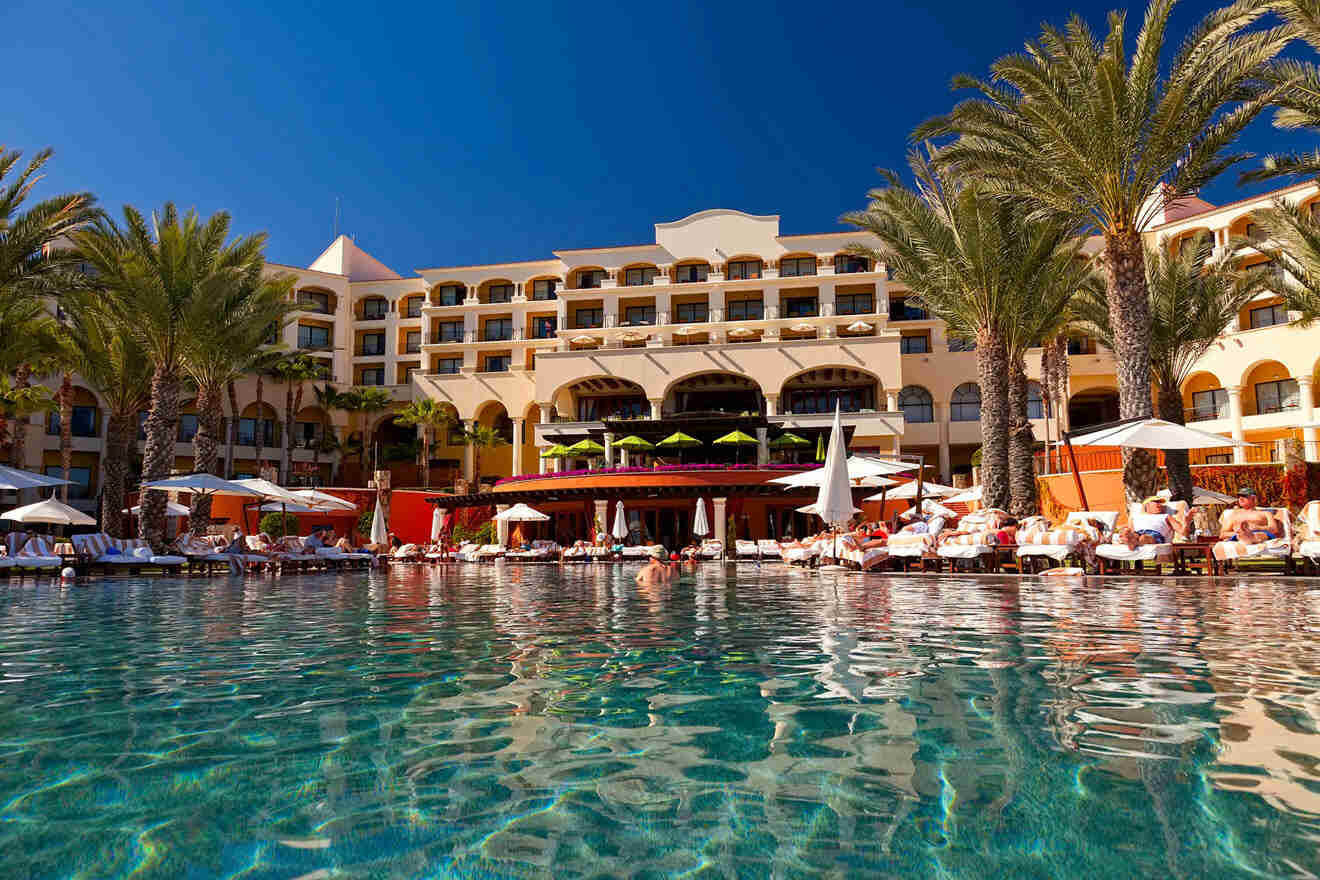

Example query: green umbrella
[768,432,810,449]
[714,429,759,464]
[614,435,655,451]
[566,439,605,455]
[657,431,702,464]
[815,433,826,463]
[540,444,571,458]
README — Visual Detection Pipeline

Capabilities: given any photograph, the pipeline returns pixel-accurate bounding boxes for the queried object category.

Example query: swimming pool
[0,565,1317,878]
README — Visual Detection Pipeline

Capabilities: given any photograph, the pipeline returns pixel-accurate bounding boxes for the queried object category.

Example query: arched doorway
[1068,389,1120,430]
[779,367,879,413]
[663,372,763,416]
[557,377,647,422]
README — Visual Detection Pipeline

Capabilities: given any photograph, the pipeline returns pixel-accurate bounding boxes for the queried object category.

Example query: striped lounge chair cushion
[941,531,997,546]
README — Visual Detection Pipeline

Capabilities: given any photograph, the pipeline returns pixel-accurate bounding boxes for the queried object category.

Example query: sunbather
[1219,486,1282,544]
[1115,497,1189,550]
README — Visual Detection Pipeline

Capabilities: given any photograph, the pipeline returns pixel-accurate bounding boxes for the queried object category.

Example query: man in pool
[1220,487,1283,544]
[635,547,673,586]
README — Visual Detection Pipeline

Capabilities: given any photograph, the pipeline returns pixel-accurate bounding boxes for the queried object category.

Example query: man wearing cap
[1219,487,1283,545]
[1115,496,1189,550]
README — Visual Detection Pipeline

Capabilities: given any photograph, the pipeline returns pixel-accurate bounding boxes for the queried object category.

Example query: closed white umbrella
[431,506,445,542]
[369,497,388,546]
[1068,418,1252,449]
[3,492,96,526]
[0,465,68,491]
[126,501,191,517]
[493,502,550,521]
[612,500,629,541]
[692,497,710,537]
[813,405,856,571]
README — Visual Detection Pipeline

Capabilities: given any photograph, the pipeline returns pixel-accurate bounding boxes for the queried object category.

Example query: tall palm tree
[0,376,55,470]
[464,423,506,488]
[345,387,395,478]
[1072,234,1267,502]
[74,204,288,548]
[0,292,62,481]
[916,0,1289,502]
[1244,197,1320,321]
[844,150,1083,510]
[393,398,454,487]
[273,354,324,483]
[1242,0,1320,183]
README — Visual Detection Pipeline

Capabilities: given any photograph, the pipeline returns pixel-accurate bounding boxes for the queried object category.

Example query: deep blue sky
[5,0,1316,273]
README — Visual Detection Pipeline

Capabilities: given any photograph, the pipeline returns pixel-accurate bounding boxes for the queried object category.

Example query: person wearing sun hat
[1114,494,1189,550]
[1219,486,1283,544]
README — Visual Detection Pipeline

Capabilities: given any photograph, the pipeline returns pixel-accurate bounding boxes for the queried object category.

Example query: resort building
[13,182,1320,535]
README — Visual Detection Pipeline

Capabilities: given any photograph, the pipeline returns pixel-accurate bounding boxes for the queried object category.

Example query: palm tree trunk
[1101,230,1157,504]
[287,381,305,484]
[12,364,30,502]
[975,327,1010,511]
[226,380,239,477]
[139,364,181,550]
[254,374,265,477]
[190,384,222,534]
[1007,358,1038,517]
[1157,385,1193,504]
[59,372,72,504]
[103,411,131,538]
[282,379,294,484]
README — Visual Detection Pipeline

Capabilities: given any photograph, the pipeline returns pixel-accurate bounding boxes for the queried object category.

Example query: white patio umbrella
[692,497,710,537]
[232,478,307,505]
[814,405,856,570]
[877,480,959,500]
[796,501,862,517]
[3,492,96,526]
[898,499,957,519]
[945,485,983,505]
[139,473,264,501]
[1157,486,1236,505]
[769,458,912,489]
[493,502,550,521]
[257,501,324,514]
[126,501,191,517]
[369,497,388,546]
[612,500,629,541]
[292,489,357,511]
[1068,418,1252,449]
[0,465,68,491]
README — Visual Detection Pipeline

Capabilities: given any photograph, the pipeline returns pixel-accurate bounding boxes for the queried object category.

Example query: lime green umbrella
[657,431,702,464]
[540,444,571,458]
[714,429,759,464]
[815,433,826,463]
[614,435,655,451]
[566,439,605,455]
[768,432,810,449]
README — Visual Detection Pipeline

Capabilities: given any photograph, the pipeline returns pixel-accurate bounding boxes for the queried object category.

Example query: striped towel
[941,531,996,547]
[1213,537,1289,561]
[888,533,932,549]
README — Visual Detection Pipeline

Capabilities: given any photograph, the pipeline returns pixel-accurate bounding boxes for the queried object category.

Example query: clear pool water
[1,565,1319,878]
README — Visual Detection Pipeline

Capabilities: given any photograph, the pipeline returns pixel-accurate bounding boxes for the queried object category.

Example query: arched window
[950,383,981,422]
[1027,381,1045,420]
[361,296,388,320]
[898,386,933,423]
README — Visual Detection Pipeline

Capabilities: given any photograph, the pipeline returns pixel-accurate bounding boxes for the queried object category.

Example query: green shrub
[358,507,375,540]
[259,512,300,537]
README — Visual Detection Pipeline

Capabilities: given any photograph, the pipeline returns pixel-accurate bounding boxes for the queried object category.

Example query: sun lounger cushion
[938,531,998,560]
[734,540,759,557]
[1213,507,1291,562]
[756,539,782,558]
[886,532,932,557]
[14,536,62,568]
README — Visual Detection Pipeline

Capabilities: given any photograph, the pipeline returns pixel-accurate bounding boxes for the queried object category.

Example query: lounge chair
[756,539,783,559]
[73,532,185,571]
[621,544,665,560]
[1096,501,1188,573]
[937,530,1001,567]
[12,535,64,573]
[887,531,934,560]
[780,539,819,565]
[1295,501,1320,569]
[697,539,724,560]
[1016,511,1118,570]
[506,539,561,561]
[734,539,759,559]
[471,544,504,562]
[1212,507,1292,569]
[838,535,889,571]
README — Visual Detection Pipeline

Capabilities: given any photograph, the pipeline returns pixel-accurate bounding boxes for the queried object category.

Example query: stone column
[511,418,524,476]
[604,431,615,467]
[936,402,951,482]
[650,398,664,420]
[539,451,549,474]
[1227,385,1246,464]
[764,394,779,416]
[756,427,769,465]
[462,419,476,482]
[818,281,836,317]
[495,504,509,547]
[1299,375,1318,462]
[886,390,899,413]
[713,497,728,549]
[593,499,609,542]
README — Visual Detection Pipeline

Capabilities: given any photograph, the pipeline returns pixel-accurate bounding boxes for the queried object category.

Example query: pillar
[1299,375,1318,462]
[539,451,549,474]
[511,418,524,476]
[756,427,769,465]
[593,498,609,541]
[462,419,476,482]
[604,431,615,467]
[936,402,951,482]
[764,394,779,416]
[886,390,898,413]
[818,281,836,317]
[1227,386,1246,464]
[495,504,509,546]
[650,398,663,420]
[713,497,728,548]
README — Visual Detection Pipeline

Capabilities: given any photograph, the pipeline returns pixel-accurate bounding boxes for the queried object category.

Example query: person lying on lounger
[1219,486,1282,544]
[1115,498,1189,550]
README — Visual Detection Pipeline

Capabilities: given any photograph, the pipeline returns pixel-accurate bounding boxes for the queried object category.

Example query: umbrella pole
[1062,431,1089,512]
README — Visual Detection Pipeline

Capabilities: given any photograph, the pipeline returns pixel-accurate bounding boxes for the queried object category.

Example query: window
[780,257,816,277]
[788,387,873,414]
[531,316,558,339]
[726,298,763,320]
[359,368,386,386]
[834,254,869,274]
[433,357,462,374]
[1255,378,1299,414]
[136,411,148,440]
[435,320,464,342]
[727,259,761,280]
[359,332,386,356]
[177,413,198,443]
[298,291,330,313]
[238,418,275,447]
[404,330,421,354]
[44,466,91,499]
[1244,222,1260,240]
[1027,383,1045,420]
[1066,336,1094,355]
[482,318,513,341]
[577,396,646,421]
[434,284,464,306]
[948,336,975,352]
[487,284,513,304]
[674,302,708,323]
[784,296,817,318]
[404,297,423,318]
[900,334,929,354]
[836,293,873,315]
[298,324,331,350]
[47,405,98,438]
[950,383,982,421]
[483,355,510,373]
[889,298,927,320]
[624,267,658,286]
[1191,388,1228,421]
[575,270,605,289]
[402,364,420,384]
[1204,453,1232,465]
[675,263,708,283]
[898,386,933,423]
[531,279,557,300]
[1249,303,1289,328]
[625,305,656,326]
[575,308,603,328]
[361,298,388,319]
[295,421,321,449]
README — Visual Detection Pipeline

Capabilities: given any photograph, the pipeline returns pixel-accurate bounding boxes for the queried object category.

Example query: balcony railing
[496,462,807,485]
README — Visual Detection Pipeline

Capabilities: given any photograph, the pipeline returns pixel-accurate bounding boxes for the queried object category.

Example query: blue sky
[5,0,1316,273]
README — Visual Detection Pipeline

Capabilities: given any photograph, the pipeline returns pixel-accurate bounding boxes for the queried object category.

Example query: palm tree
[916,0,1289,502]
[1244,197,1320,321]
[225,379,240,477]
[1072,234,1267,502]
[347,387,395,478]
[273,354,324,483]
[0,376,55,471]
[844,150,1083,511]
[464,422,506,488]
[392,398,454,487]
[73,204,290,548]
[0,292,63,483]
[1242,1,1320,183]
